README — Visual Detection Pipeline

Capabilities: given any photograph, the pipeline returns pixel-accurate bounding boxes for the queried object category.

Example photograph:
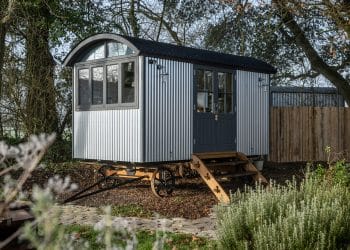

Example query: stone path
[58,205,217,239]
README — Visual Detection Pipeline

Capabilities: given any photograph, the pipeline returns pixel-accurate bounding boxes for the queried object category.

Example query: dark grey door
[193,68,236,153]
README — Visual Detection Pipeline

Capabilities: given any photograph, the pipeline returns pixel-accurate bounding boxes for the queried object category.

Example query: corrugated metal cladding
[73,109,142,161]
[144,57,193,162]
[270,89,345,107]
[73,58,143,162]
[236,71,269,156]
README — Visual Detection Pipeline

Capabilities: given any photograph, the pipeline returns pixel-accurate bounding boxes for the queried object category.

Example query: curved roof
[63,33,277,74]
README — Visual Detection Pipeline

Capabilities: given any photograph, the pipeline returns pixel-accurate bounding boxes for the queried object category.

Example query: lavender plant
[0,133,56,216]
[217,162,350,250]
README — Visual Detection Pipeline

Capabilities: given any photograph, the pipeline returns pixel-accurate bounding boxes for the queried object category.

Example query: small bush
[216,162,350,250]
[44,136,72,163]
[0,134,72,163]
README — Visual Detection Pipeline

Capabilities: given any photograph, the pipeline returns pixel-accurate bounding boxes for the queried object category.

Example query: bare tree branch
[274,0,350,103]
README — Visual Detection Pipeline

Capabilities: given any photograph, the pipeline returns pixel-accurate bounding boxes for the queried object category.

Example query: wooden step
[205,160,248,168]
[194,151,240,160]
[192,152,268,204]
[216,171,257,178]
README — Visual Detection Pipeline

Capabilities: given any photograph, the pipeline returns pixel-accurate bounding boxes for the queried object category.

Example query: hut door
[193,68,236,153]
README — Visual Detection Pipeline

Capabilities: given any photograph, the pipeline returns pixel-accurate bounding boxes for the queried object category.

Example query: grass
[98,204,154,218]
[65,224,216,250]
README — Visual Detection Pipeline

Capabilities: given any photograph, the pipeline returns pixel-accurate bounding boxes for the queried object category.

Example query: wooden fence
[269,107,350,162]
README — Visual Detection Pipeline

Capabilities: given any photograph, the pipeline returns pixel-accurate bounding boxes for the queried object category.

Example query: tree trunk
[275,2,350,104]
[128,0,140,37]
[0,0,8,138]
[0,22,6,138]
[24,3,59,135]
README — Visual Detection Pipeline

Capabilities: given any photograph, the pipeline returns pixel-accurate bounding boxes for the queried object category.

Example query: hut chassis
[65,152,268,204]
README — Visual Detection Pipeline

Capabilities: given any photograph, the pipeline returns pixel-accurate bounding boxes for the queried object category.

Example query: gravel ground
[22,161,307,219]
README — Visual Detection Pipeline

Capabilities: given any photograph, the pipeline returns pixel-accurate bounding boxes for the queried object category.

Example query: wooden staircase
[191,151,268,204]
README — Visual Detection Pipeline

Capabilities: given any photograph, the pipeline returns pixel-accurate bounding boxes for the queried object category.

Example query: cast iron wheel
[97,165,119,189]
[150,167,175,198]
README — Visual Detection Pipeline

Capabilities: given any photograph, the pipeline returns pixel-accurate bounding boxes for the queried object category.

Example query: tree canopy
[0,0,349,138]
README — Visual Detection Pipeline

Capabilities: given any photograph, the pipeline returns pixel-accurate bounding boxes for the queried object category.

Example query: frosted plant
[1,134,170,249]
[152,214,167,250]
[0,133,56,216]
[47,175,78,194]
[216,165,350,250]
[20,177,84,250]
[94,206,139,250]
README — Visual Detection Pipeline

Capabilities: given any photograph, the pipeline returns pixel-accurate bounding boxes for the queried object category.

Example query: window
[107,65,119,104]
[107,42,134,57]
[195,68,234,114]
[82,43,105,61]
[81,41,135,62]
[218,72,233,113]
[92,67,103,105]
[78,69,89,106]
[121,62,135,103]
[196,69,213,113]
[76,60,137,110]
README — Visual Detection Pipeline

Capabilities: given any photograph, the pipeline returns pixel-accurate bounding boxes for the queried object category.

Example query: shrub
[0,133,72,163]
[44,136,72,163]
[216,162,350,250]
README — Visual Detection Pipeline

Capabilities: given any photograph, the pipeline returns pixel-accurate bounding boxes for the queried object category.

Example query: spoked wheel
[150,167,176,198]
[97,165,119,189]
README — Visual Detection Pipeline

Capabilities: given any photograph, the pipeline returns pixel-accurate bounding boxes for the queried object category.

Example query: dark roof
[63,33,277,74]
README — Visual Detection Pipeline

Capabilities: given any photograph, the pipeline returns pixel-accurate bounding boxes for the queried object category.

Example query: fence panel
[269,107,350,162]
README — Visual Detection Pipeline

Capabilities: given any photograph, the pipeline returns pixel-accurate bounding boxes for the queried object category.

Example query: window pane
[82,43,105,61]
[107,65,119,104]
[121,62,135,103]
[218,72,233,113]
[226,94,233,113]
[218,93,225,113]
[196,70,205,91]
[204,71,213,91]
[78,69,89,106]
[226,73,232,93]
[196,70,213,113]
[218,72,226,93]
[196,93,214,113]
[207,93,213,112]
[92,67,103,105]
[107,42,134,57]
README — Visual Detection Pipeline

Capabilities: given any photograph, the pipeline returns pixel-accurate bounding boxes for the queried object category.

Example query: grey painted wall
[236,71,269,156]
[73,57,143,162]
[143,57,193,162]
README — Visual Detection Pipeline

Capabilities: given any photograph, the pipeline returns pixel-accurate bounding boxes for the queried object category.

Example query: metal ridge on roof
[63,33,277,74]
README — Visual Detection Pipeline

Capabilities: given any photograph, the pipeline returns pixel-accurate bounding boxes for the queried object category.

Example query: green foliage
[136,231,216,250]
[217,162,350,250]
[316,160,350,187]
[44,136,72,163]
[0,135,25,145]
[102,204,153,218]
[0,134,72,163]
[65,225,215,250]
